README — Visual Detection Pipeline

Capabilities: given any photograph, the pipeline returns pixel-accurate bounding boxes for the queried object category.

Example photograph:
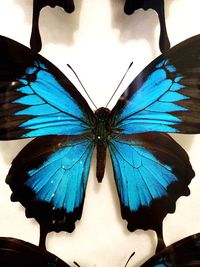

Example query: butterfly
[140,233,200,267]
[30,0,75,53]
[124,0,170,53]
[0,237,72,267]
[1,34,200,252]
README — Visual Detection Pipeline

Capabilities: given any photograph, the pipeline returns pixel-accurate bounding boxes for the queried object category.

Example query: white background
[0,0,200,266]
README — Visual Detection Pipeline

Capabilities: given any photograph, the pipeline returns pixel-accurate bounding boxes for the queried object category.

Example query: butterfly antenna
[105,62,133,108]
[67,64,98,109]
[73,261,81,267]
[124,252,135,267]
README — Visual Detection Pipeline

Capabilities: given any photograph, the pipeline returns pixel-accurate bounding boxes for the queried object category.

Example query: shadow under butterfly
[0,34,200,252]
[30,0,75,53]
[124,0,170,53]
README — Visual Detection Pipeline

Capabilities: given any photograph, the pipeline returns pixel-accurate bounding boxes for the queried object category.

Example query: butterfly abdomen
[94,108,111,182]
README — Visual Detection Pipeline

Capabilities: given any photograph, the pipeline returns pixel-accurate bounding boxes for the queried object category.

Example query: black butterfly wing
[123,0,170,53]
[0,237,70,267]
[0,34,94,140]
[31,0,75,52]
[141,233,200,266]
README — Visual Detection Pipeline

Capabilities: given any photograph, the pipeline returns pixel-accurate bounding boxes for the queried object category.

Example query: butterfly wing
[141,233,200,266]
[108,132,194,235]
[0,237,70,267]
[123,0,170,53]
[108,34,200,248]
[1,35,95,236]
[111,34,200,135]
[0,35,94,140]
[31,0,75,52]
[6,135,94,233]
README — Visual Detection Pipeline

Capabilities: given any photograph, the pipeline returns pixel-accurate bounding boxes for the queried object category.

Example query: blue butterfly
[1,35,199,251]
[124,0,170,53]
[30,0,75,52]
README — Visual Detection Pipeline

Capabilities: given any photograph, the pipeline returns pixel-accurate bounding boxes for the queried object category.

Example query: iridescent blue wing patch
[6,135,94,234]
[141,233,200,267]
[0,35,94,140]
[111,35,200,135]
[108,132,194,251]
[0,237,70,267]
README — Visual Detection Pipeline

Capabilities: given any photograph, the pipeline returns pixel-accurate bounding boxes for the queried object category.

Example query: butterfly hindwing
[111,34,200,135]
[31,0,75,52]
[6,135,94,233]
[0,35,94,140]
[123,0,170,53]
[108,132,194,234]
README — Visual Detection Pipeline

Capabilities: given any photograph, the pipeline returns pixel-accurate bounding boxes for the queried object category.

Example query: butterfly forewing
[111,34,200,134]
[0,35,95,140]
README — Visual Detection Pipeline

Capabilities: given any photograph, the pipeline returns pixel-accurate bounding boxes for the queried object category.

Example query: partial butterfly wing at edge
[0,237,71,267]
[108,35,200,234]
[0,35,94,140]
[141,233,200,266]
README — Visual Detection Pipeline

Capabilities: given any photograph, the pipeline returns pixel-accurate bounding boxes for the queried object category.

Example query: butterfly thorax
[94,107,111,183]
[94,107,111,143]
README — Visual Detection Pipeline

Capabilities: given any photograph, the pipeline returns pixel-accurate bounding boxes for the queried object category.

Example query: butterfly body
[94,107,112,182]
